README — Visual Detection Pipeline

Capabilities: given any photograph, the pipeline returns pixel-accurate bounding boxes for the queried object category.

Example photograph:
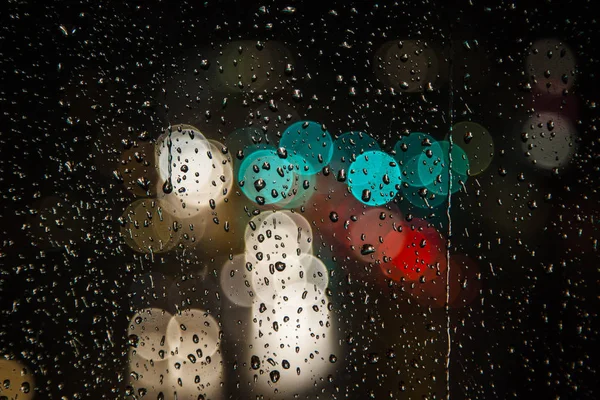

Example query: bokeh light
[380,217,446,282]
[330,131,380,174]
[279,121,334,175]
[250,253,328,306]
[0,358,35,399]
[171,350,224,399]
[526,38,576,95]
[520,111,578,170]
[393,132,443,187]
[166,309,221,360]
[277,210,314,249]
[346,205,406,263]
[424,141,470,196]
[127,307,173,361]
[156,125,233,216]
[128,350,223,399]
[348,150,402,206]
[119,198,182,254]
[245,302,339,396]
[244,211,313,264]
[449,121,494,175]
[238,148,297,205]
[220,254,255,308]
[3,2,597,398]
[274,171,317,209]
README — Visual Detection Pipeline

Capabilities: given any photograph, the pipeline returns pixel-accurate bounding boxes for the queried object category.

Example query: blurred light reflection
[119,199,182,254]
[348,150,402,206]
[280,121,334,175]
[220,254,255,308]
[244,211,313,264]
[127,307,173,361]
[449,121,494,176]
[521,112,578,170]
[526,38,576,95]
[166,309,221,360]
[382,218,446,282]
[156,125,233,217]
[245,302,338,397]
[0,358,35,399]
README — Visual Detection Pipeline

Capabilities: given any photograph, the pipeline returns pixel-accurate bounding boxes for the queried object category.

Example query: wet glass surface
[1,1,598,399]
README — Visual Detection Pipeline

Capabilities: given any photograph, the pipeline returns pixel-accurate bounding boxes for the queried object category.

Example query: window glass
[1,1,597,399]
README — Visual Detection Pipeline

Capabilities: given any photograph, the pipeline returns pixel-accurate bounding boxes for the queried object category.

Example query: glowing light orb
[348,150,402,206]
[450,121,494,175]
[279,121,334,175]
[330,131,380,174]
[394,132,443,187]
[526,38,576,95]
[274,171,316,209]
[166,309,220,359]
[245,302,338,396]
[346,206,406,263]
[521,112,577,170]
[238,148,297,205]
[128,348,223,399]
[244,211,313,264]
[127,307,173,361]
[0,359,35,400]
[380,218,445,282]
[250,253,328,305]
[119,199,182,254]
[156,125,233,216]
[220,254,255,307]
[424,141,469,196]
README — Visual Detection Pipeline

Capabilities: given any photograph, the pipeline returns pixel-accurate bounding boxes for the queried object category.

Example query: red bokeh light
[346,205,406,264]
[380,218,446,282]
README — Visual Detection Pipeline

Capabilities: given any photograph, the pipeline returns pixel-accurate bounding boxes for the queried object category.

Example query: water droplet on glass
[270,370,281,383]
[162,178,173,194]
[251,355,261,370]
[360,244,376,255]
[329,212,339,222]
